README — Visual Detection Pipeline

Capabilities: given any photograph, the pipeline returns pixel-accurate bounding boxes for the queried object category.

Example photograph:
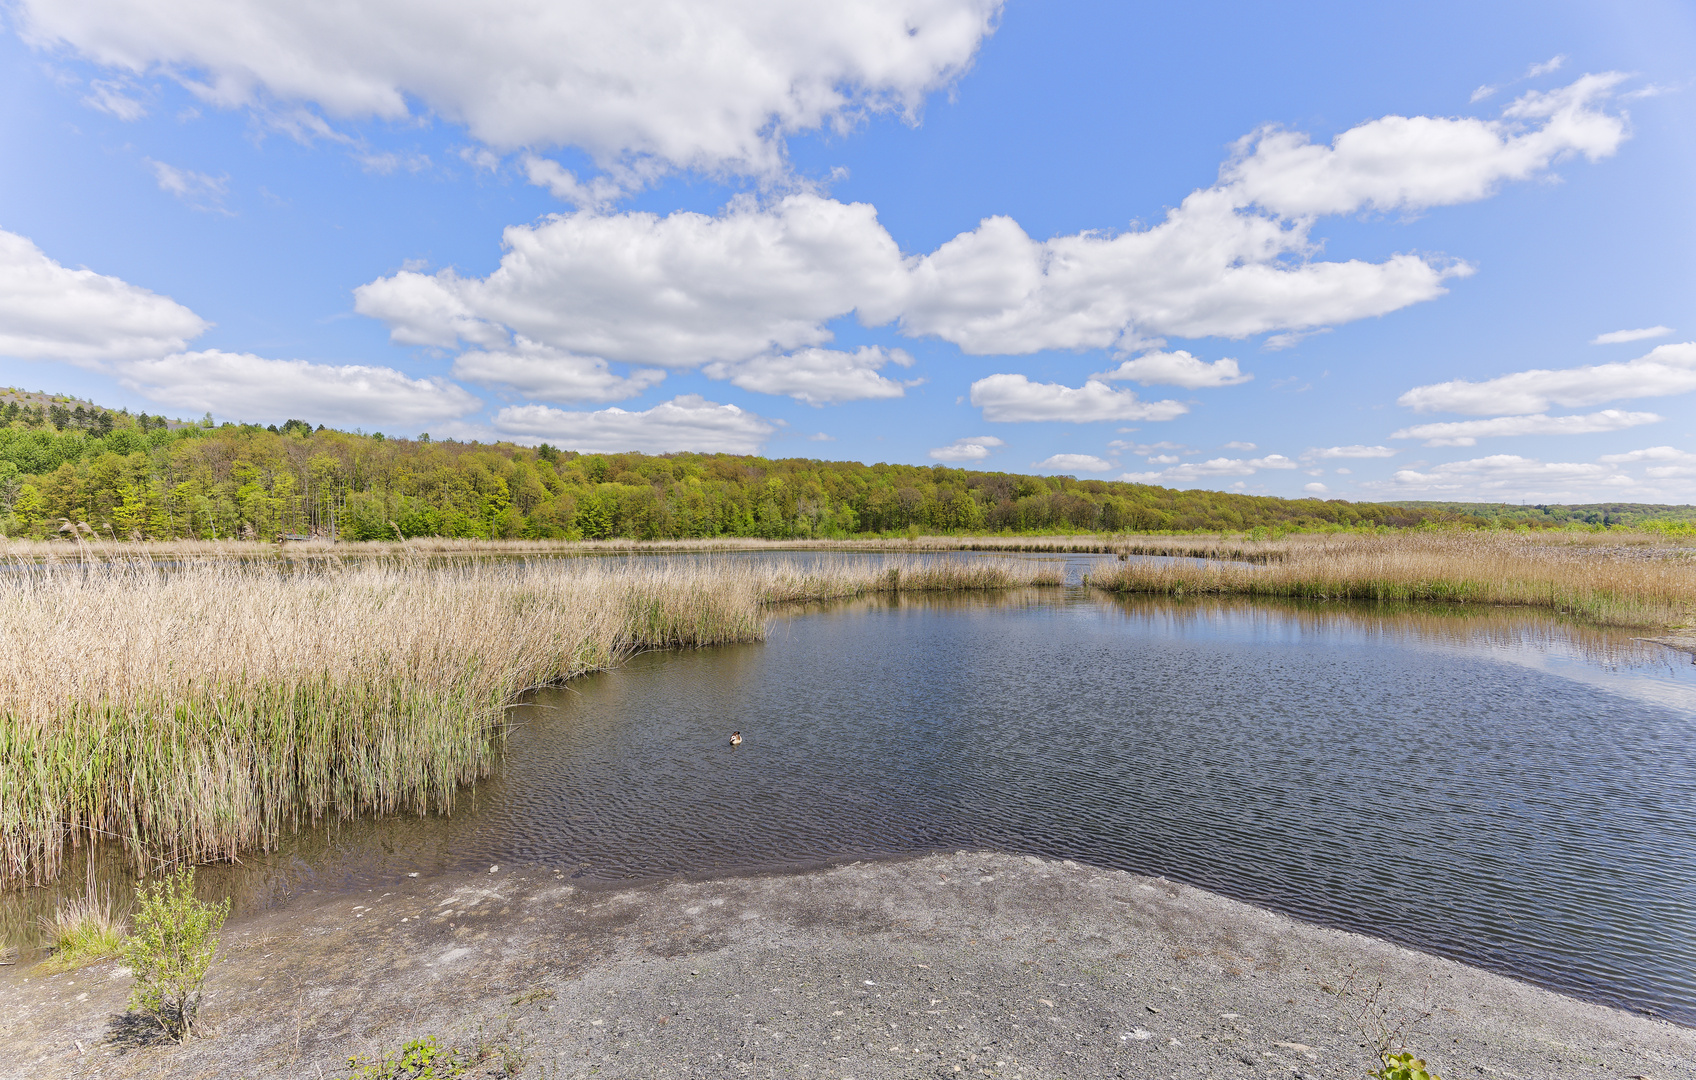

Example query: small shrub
[1374,1051,1443,1080]
[38,887,126,972]
[122,866,231,1042]
[344,1036,468,1079]
[1341,965,1446,1080]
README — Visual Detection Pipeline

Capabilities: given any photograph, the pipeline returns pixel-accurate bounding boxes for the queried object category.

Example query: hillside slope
[0,393,1677,541]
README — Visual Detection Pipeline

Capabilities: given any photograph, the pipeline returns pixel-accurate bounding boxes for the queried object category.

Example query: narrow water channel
[9,587,1696,1024]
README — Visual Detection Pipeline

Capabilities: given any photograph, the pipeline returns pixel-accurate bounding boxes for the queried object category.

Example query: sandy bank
[2,851,1690,1079]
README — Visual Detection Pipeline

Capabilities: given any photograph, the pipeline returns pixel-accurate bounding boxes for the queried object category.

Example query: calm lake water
[10,584,1696,1024]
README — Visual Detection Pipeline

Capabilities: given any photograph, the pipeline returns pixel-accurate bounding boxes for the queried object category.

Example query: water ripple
[484,592,1696,1023]
[9,589,1691,1025]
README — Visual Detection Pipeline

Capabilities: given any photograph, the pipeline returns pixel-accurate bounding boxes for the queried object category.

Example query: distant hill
[1385,501,1696,527]
[0,387,1678,541]
[0,385,194,434]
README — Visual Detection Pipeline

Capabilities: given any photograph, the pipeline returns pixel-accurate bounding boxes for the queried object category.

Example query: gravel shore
[3,851,1691,1080]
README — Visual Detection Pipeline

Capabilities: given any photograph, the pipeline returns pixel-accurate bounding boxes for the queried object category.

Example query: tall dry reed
[0,532,1339,561]
[2,534,1122,562]
[6,528,1691,566]
[0,555,1053,886]
[1087,531,1696,627]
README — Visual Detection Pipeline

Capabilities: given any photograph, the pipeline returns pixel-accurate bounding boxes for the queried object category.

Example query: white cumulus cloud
[928,435,1003,462]
[702,346,915,405]
[451,338,666,403]
[493,394,774,454]
[1390,409,1661,447]
[354,195,908,365]
[1300,445,1397,460]
[118,350,483,426]
[18,0,1001,179]
[1110,439,1187,454]
[1365,446,1696,501]
[1599,445,1696,464]
[1095,350,1251,388]
[0,228,209,363]
[1224,73,1627,218]
[1385,454,1630,498]
[354,77,1624,365]
[1119,454,1298,485]
[969,375,1188,423]
[1398,342,1696,415]
[1591,326,1672,345]
[1032,453,1112,473]
[1303,482,1329,494]
[1598,446,1696,479]
[520,155,626,212]
[897,193,1462,352]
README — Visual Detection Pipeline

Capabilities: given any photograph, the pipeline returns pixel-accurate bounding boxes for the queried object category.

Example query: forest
[0,398,1526,541]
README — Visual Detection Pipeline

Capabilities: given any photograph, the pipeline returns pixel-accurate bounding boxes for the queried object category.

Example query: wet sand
[2,851,1691,1079]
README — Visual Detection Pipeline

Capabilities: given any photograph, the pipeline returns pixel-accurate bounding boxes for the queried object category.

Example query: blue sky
[2,0,1694,504]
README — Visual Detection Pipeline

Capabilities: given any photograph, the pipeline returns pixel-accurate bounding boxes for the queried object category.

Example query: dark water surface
[12,589,1696,1024]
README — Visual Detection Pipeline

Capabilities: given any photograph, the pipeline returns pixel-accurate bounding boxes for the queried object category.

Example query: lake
[8,581,1695,1024]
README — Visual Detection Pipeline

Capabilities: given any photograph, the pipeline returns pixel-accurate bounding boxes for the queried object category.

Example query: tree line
[0,415,1480,542]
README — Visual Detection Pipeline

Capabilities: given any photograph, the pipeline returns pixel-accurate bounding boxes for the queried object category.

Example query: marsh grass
[0,554,1054,886]
[0,531,1381,562]
[1086,531,1696,627]
[2,533,1144,563]
[8,527,1683,567]
[37,884,126,971]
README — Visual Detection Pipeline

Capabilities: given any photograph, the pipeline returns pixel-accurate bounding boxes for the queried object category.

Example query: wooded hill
[0,402,1562,541]
[1385,500,1696,528]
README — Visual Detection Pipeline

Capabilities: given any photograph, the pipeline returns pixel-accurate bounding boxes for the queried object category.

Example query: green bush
[344,1036,468,1079]
[1374,1052,1443,1080]
[121,866,231,1042]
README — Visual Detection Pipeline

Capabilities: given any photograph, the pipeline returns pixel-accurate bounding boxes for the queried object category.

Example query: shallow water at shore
[507,591,1696,1023]
[8,588,1696,1025]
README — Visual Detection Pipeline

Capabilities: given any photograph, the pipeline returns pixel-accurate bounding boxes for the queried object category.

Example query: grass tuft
[37,886,125,971]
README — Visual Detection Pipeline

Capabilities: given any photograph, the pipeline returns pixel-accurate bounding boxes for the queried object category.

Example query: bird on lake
[729,731,742,746]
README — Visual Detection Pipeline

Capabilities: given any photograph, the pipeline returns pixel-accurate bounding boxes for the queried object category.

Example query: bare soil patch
[2,852,1690,1079]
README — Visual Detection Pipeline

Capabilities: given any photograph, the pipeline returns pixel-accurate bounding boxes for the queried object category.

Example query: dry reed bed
[0,556,1058,887]
[9,529,1688,565]
[1088,531,1696,627]
[2,534,1150,561]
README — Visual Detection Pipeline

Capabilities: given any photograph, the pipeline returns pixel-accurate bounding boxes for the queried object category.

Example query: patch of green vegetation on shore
[35,887,126,973]
[343,1036,469,1079]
